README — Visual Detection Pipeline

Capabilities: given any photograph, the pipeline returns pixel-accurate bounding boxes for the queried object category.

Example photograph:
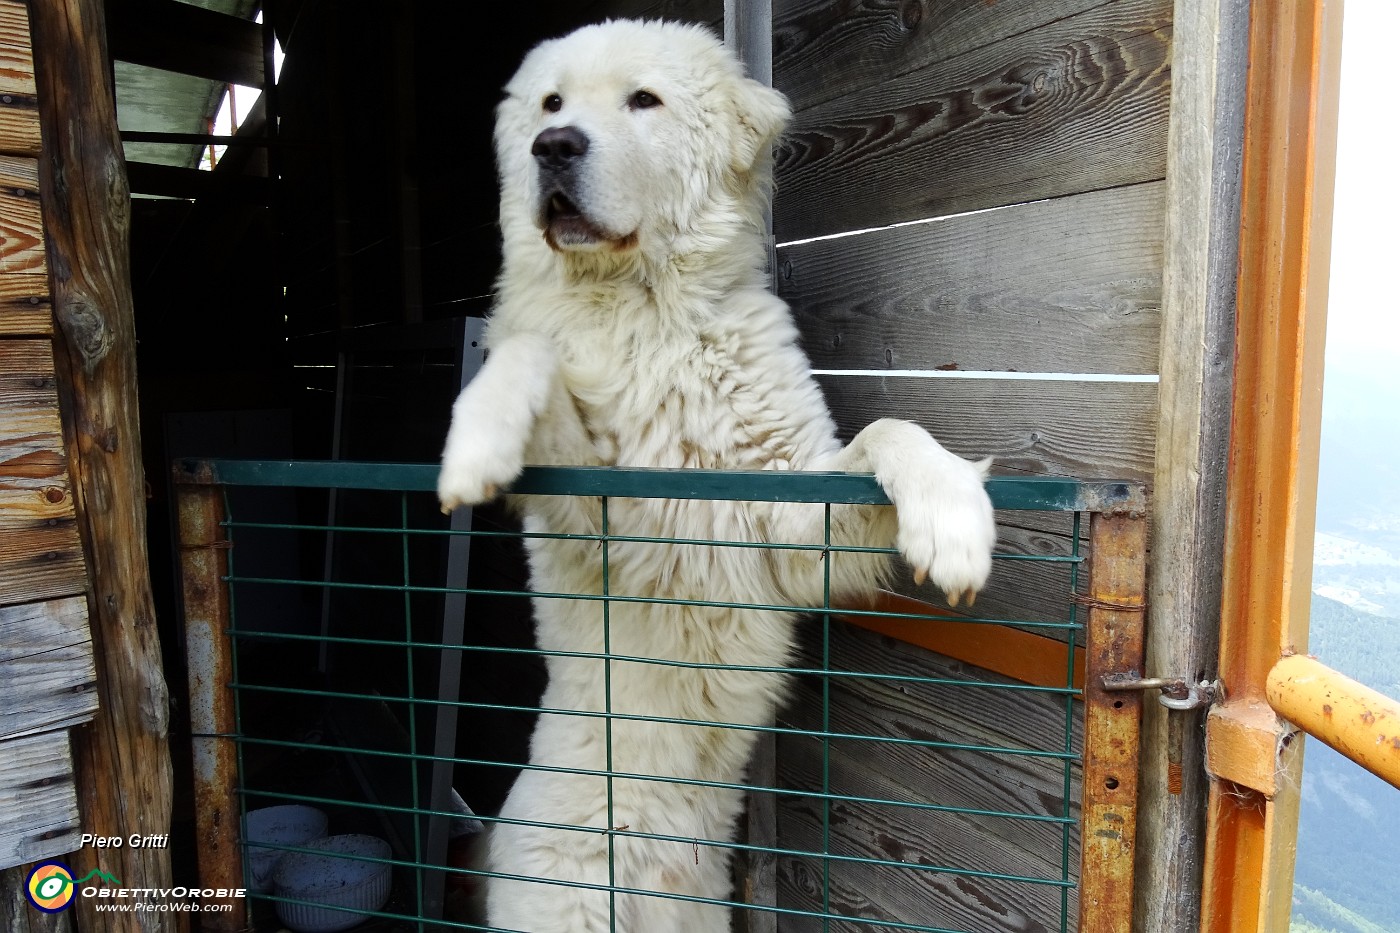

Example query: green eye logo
[25,862,75,913]
[25,863,121,913]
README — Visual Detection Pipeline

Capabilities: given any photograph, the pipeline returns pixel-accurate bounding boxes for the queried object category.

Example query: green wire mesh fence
[173,459,1147,933]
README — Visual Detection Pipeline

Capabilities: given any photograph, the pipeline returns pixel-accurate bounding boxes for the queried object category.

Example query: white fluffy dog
[437,20,996,932]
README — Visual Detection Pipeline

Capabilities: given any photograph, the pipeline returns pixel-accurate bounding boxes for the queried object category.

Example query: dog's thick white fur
[438,20,996,932]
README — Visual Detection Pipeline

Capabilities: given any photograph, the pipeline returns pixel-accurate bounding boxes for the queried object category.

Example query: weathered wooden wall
[0,0,93,919]
[775,625,1083,932]
[765,0,1171,927]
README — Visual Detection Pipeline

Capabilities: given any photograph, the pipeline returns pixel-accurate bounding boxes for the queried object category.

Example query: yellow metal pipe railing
[1266,655,1400,791]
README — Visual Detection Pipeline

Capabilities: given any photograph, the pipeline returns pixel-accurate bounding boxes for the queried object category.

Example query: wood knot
[900,0,923,30]
[57,295,114,370]
[44,486,65,503]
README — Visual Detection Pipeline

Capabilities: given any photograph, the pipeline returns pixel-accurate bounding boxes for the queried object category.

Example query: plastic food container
[272,833,392,932]
[242,805,328,893]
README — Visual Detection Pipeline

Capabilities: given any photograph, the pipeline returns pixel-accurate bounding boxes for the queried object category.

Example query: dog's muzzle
[531,126,618,249]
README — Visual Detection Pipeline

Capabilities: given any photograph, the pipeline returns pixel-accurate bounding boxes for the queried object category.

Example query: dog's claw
[966,591,977,609]
[912,567,927,587]
[947,589,963,609]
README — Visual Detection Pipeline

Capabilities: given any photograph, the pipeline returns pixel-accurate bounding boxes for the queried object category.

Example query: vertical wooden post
[1078,512,1148,933]
[175,468,246,931]
[26,1,175,930]
[1139,1,1251,928]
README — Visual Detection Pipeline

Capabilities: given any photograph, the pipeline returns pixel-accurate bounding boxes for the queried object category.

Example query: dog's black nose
[532,126,590,169]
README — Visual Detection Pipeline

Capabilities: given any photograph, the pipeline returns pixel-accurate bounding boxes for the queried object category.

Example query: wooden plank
[773,0,1110,113]
[0,1,41,158]
[0,597,96,740]
[0,275,51,336]
[0,157,43,275]
[773,0,1172,241]
[818,374,1158,483]
[0,341,85,607]
[596,0,722,22]
[1135,0,1249,929]
[774,622,1081,930]
[775,742,1077,932]
[0,730,82,871]
[30,2,177,926]
[106,0,263,87]
[779,182,1164,375]
[124,160,270,203]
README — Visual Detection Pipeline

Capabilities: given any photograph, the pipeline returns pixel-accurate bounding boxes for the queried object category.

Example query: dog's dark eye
[629,90,662,110]
[543,94,563,113]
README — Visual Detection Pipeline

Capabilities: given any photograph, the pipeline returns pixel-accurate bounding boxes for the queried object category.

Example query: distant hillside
[1305,594,1400,699]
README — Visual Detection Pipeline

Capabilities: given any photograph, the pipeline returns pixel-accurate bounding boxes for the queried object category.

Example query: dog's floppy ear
[730,77,791,174]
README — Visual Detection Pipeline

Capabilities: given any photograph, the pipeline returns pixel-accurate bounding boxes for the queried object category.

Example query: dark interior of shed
[112,1,720,921]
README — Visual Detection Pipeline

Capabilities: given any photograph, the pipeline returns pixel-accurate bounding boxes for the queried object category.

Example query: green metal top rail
[174,459,1144,514]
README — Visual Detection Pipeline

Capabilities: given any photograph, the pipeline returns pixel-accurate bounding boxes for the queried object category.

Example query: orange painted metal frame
[1266,655,1400,791]
[1201,0,1344,930]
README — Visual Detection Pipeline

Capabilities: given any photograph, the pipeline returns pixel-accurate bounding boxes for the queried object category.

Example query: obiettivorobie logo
[24,862,121,913]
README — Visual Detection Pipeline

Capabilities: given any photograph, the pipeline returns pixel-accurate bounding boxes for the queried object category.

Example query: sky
[1323,3,1400,374]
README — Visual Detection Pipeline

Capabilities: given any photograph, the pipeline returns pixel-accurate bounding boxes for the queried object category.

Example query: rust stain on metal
[177,482,247,930]
[1078,512,1148,933]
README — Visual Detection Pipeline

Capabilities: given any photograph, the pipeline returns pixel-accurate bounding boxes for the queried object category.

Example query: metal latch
[1100,674,1220,710]
[1099,674,1222,795]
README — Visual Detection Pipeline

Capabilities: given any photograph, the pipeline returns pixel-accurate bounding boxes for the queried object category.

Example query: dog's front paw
[888,451,996,608]
[437,436,524,512]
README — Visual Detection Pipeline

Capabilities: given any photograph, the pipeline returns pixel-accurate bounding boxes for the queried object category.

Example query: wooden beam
[1134,0,1250,929]
[1200,0,1344,930]
[105,0,262,87]
[28,2,176,932]
[124,159,270,202]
